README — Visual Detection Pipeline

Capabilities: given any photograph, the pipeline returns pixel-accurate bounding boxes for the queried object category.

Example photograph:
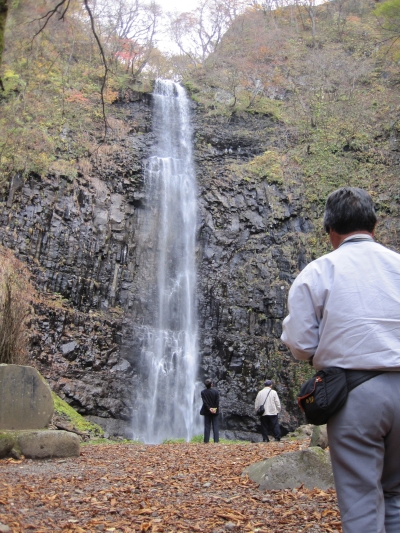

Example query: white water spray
[132,80,201,443]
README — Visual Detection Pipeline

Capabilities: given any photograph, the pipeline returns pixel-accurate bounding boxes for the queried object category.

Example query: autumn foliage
[0,246,35,365]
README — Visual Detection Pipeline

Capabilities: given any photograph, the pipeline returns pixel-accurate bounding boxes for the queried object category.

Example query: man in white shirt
[281,187,400,533]
[255,379,281,442]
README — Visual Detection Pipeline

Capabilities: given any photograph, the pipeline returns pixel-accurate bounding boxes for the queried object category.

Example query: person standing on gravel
[255,380,281,442]
[200,379,220,443]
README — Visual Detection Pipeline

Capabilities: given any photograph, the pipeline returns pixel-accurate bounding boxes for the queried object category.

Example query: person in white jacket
[254,380,281,442]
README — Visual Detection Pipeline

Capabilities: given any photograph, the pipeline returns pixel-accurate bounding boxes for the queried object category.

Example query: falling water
[131,79,200,443]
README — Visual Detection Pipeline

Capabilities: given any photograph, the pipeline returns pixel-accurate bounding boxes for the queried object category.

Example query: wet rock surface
[0,91,312,437]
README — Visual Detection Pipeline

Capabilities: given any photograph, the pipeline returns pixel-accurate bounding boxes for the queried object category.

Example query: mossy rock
[244,447,334,490]
[52,393,104,439]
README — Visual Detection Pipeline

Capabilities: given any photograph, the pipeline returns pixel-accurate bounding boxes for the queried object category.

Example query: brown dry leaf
[0,440,342,533]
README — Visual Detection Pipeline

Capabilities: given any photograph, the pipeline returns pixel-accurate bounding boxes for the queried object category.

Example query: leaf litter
[0,440,341,532]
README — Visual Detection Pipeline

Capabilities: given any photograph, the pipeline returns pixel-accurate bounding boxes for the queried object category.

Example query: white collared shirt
[281,235,400,370]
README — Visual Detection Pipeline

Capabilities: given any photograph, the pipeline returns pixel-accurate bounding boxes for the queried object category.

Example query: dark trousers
[204,414,219,443]
[261,414,281,442]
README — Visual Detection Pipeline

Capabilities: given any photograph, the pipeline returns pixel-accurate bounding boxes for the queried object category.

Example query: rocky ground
[0,440,341,533]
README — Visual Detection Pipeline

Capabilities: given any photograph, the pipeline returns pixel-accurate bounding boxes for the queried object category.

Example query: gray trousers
[327,373,400,533]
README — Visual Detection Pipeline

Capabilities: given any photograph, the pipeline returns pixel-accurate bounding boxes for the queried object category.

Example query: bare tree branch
[83,0,109,139]
[32,0,71,39]
[27,0,109,138]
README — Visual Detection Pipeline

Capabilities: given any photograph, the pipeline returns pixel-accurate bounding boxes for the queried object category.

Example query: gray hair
[323,187,377,235]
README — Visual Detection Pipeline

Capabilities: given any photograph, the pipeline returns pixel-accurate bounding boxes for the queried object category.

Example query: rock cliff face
[0,89,312,440]
[193,107,312,438]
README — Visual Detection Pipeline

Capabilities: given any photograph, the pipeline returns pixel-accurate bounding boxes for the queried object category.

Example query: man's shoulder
[293,251,335,282]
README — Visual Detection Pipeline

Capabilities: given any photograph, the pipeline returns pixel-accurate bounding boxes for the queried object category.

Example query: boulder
[17,430,80,459]
[0,365,54,430]
[0,430,80,459]
[244,447,334,490]
[284,424,314,440]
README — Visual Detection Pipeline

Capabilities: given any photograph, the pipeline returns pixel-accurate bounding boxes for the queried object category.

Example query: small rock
[203,482,211,487]
[225,522,236,530]
[0,523,11,533]
[310,425,329,449]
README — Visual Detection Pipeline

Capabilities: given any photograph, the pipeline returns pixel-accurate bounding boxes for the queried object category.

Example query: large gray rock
[0,365,54,430]
[244,447,334,490]
[86,415,134,439]
[0,430,80,459]
[17,430,80,459]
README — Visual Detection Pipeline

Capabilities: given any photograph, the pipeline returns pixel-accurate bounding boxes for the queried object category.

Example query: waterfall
[131,79,201,444]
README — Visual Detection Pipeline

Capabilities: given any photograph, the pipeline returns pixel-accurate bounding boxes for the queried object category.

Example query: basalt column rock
[193,107,311,437]
[0,90,311,439]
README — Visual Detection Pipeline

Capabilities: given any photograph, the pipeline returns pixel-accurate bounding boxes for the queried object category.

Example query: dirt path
[0,441,341,533]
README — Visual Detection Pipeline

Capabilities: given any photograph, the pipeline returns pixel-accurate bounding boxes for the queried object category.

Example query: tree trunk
[0,0,8,71]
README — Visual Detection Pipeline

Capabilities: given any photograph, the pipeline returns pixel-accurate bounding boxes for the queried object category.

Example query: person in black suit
[200,379,220,443]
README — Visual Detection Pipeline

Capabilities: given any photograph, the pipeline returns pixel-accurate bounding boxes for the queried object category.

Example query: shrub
[0,246,35,365]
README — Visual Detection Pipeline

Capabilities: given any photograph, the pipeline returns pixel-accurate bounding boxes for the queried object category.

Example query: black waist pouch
[298,367,383,426]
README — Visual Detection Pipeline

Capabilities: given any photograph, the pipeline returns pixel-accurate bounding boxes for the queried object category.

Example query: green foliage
[189,434,204,443]
[190,435,246,444]
[374,0,400,31]
[82,438,140,446]
[246,150,284,185]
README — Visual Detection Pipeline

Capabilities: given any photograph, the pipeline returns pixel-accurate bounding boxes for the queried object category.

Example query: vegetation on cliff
[1,0,398,239]
[187,0,399,249]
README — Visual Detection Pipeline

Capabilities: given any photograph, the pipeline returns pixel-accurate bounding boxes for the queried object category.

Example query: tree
[168,0,246,65]
[287,47,373,139]
[202,9,290,109]
[326,0,350,40]
[93,0,161,80]
[374,0,400,53]
[0,0,8,76]
[295,0,317,42]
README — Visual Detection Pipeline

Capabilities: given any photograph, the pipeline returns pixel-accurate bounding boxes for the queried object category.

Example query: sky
[154,0,200,53]
[156,0,199,14]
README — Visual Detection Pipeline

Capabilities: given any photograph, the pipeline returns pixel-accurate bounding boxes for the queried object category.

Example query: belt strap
[345,369,384,392]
